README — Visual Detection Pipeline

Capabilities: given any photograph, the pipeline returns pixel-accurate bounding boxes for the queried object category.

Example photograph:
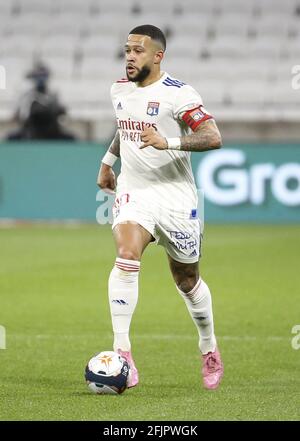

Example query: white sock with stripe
[176,279,217,355]
[108,257,140,352]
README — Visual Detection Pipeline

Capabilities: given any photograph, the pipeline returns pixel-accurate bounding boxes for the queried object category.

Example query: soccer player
[97,25,224,390]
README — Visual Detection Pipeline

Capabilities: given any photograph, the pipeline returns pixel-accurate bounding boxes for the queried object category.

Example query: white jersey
[111,72,206,211]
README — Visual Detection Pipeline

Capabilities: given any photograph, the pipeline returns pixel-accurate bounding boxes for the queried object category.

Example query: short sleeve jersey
[111,72,211,209]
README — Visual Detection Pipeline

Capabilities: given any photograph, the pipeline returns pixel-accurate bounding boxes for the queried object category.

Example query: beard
[126,65,151,83]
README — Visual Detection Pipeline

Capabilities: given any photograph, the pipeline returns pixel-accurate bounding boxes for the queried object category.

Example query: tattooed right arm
[108,130,120,157]
[97,131,119,189]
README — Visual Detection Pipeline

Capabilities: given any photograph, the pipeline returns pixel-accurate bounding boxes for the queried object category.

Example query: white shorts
[112,192,202,264]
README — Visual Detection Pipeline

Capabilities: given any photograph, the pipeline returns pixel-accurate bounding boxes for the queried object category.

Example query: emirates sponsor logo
[117,117,157,131]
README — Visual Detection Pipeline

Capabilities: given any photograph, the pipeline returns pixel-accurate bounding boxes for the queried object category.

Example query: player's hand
[97,163,116,194]
[140,127,168,150]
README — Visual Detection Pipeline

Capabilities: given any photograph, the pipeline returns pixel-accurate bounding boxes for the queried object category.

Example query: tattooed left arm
[180,119,222,152]
[140,119,222,152]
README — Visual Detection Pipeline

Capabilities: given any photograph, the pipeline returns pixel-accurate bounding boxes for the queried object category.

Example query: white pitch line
[9,334,290,342]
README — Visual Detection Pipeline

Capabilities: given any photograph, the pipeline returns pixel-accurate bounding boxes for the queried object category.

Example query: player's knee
[173,264,199,293]
[177,275,199,294]
[117,248,140,262]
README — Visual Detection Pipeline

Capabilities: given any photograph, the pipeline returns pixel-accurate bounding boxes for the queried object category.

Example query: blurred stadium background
[0,0,299,222]
[0,0,300,141]
[0,0,300,422]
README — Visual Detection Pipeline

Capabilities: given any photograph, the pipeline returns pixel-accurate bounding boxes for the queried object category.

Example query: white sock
[108,257,140,352]
[176,279,217,355]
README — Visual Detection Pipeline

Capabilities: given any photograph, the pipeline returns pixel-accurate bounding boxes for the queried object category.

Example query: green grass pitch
[0,224,299,421]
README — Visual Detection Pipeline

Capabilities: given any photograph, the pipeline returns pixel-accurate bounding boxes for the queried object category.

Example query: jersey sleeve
[173,85,213,131]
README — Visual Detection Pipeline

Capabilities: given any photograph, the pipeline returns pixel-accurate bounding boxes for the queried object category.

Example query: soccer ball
[85,351,130,395]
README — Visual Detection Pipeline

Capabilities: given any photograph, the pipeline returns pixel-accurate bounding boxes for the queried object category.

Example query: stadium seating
[0,0,299,140]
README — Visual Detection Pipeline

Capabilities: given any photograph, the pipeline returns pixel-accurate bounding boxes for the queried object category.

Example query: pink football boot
[202,348,224,390]
[117,349,139,388]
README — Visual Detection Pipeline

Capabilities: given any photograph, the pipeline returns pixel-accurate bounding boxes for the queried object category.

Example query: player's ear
[154,50,164,64]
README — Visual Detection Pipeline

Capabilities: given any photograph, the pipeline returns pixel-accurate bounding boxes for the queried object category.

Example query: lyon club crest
[146,101,160,116]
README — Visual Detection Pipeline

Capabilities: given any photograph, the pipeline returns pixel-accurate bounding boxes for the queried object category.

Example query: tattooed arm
[97,130,120,191]
[140,120,222,152]
[108,130,120,157]
[179,119,222,152]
